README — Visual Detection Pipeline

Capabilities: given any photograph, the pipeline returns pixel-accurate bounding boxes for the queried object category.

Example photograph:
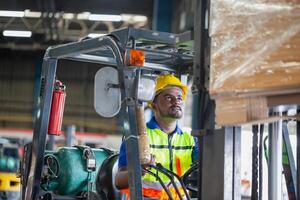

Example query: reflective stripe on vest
[142,127,194,188]
[121,187,186,200]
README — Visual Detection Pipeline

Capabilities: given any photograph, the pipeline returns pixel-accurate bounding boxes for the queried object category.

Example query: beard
[166,105,183,119]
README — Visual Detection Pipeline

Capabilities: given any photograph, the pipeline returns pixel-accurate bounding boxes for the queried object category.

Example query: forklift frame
[22,27,196,200]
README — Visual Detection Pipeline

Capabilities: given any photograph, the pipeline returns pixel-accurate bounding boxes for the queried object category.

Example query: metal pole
[268,117,283,200]
[65,125,76,147]
[24,58,58,200]
[197,125,241,200]
[192,0,211,196]
[121,69,143,200]
[282,121,297,199]
[233,126,241,200]
[46,135,55,150]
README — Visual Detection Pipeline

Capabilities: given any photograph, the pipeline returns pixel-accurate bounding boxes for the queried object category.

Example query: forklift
[19,26,199,200]
[19,0,300,199]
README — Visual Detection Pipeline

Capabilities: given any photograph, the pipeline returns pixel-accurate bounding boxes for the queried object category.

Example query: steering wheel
[182,162,199,193]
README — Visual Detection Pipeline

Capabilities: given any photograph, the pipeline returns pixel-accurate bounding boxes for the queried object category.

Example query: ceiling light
[3,30,32,38]
[88,14,122,22]
[132,15,147,22]
[121,14,147,23]
[88,33,106,38]
[0,10,24,17]
[121,14,131,21]
[63,13,75,20]
[77,12,91,20]
[24,10,41,18]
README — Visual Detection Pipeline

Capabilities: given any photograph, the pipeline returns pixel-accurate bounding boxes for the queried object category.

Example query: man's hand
[141,154,156,176]
[115,154,156,189]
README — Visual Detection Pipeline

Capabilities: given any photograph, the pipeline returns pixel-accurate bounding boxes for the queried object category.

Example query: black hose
[150,164,184,200]
[142,167,173,200]
[155,163,191,200]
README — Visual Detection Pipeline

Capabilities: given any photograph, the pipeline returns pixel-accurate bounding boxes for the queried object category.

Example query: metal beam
[152,0,172,32]
[65,125,76,147]
[198,126,241,200]
[282,121,297,199]
[268,118,283,200]
[0,0,154,14]
[120,69,143,200]
[0,12,150,50]
[232,127,242,200]
[24,58,57,200]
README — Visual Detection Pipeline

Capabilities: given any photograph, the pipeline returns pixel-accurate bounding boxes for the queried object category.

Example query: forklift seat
[96,153,122,200]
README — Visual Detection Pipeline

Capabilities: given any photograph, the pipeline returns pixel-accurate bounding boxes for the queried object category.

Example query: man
[115,74,198,200]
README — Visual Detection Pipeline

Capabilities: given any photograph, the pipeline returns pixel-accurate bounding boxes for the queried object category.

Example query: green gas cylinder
[41,146,113,195]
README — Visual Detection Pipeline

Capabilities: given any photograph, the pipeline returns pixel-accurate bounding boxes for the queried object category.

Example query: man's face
[153,87,184,120]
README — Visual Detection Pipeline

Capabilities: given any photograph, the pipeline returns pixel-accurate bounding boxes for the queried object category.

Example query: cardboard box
[215,96,268,125]
[215,93,300,126]
[209,0,300,98]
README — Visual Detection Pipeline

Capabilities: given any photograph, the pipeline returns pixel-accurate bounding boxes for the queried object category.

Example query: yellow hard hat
[154,74,188,100]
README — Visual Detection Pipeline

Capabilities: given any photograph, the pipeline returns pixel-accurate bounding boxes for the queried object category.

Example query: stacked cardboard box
[209,0,300,125]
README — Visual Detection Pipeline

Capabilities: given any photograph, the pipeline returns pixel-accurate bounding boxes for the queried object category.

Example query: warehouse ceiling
[0,0,153,50]
[0,0,196,135]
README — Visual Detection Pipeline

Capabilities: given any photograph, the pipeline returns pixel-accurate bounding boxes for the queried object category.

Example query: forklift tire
[96,154,122,200]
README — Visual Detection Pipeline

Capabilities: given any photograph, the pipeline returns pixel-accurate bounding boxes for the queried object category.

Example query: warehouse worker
[115,74,198,200]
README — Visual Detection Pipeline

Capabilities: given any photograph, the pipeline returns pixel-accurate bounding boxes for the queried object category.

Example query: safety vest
[121,127,195,200]
[121,187,186,200]
[143,127,194,187]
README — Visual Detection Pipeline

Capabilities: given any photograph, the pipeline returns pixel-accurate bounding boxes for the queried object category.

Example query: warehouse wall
[56,60,120,134]
[0,49,120,135]
[0,50,39,129]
